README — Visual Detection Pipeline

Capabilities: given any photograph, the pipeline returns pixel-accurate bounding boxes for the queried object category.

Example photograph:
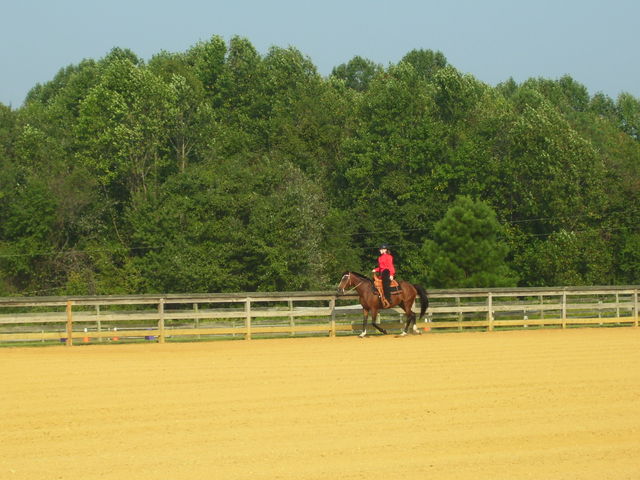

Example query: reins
[340,272,365,293]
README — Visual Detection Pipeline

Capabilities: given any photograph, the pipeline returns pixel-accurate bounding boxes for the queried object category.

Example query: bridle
[338,272,364,294]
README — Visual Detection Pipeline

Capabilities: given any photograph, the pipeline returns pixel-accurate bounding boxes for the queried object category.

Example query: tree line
[0,35,639,296]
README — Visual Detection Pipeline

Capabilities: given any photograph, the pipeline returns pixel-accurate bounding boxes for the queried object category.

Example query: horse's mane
[344,271,373,283]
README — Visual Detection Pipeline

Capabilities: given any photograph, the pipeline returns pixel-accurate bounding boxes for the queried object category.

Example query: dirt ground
[1,327,639,480]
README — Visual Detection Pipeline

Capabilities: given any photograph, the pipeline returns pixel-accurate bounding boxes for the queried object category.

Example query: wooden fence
[0,286,638,346]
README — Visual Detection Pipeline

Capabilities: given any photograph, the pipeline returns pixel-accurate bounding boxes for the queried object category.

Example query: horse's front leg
[371,308,388,335]
[359,309,369,338]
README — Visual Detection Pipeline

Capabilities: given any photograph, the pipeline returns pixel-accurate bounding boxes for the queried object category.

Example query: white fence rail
[0,286,638,345]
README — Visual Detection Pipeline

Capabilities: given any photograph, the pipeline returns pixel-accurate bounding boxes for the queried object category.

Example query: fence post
[634,289,639,328]
[158,298,165,343]
[245,298,252,340]
[194,303,200,339]
[562,292,567,329]
[96,305,103,343]
[288,298,295,336]
[65,300,74,346]
[598,300,603,325]
[487,293,494,332]
[330,298,336,337]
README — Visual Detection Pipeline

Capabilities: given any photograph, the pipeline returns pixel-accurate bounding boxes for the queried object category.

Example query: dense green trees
[419,196,517,288]
[0,36,638,295]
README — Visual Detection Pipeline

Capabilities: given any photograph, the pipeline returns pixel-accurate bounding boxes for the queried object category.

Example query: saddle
[372,275,401,308]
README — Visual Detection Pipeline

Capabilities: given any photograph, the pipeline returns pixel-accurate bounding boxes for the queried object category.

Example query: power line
[356,223,640,252]
[0,245,161,259]
[0,207,638,259]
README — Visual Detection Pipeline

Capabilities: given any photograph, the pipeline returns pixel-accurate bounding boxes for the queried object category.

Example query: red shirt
[374,252,395,276]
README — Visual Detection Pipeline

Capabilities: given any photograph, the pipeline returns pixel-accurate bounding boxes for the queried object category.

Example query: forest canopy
[1,36,639,295]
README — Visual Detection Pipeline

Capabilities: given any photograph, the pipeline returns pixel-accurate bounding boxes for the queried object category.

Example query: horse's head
[336,271,354,295]
[337,271,368,294]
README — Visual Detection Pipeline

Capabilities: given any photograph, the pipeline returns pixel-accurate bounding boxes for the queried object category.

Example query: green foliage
[419,196,518,288]
[618,233,640,282]
[331,56,382,91]
[183,35,227,96]
[617,93,640,140]
[74,56,173,195]
[1,37,639,294]
[516,229,613,286]
[433,66,484,123]
[400,49,447,81]
[122,156,327,292]
[0,176,57,292]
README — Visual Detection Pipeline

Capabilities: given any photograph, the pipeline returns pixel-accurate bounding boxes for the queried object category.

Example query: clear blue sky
[1,0,638,107]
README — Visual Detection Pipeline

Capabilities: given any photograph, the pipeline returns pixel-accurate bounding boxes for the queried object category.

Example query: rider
[372,244,395,304]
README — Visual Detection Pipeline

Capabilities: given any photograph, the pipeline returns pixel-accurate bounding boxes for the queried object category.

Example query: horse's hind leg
[407,297,422,334]
[410,312,421,334]
[401,313,411,336]
[402,304,418,335]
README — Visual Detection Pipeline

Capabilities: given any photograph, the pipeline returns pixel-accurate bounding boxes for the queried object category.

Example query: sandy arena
[1,327,639,479]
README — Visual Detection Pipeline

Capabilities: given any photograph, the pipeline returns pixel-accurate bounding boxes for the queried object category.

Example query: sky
[1,0,638,107]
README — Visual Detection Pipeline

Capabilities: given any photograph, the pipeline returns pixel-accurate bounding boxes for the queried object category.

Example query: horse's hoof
[358,332,367,338]
[399,331,407,337]
[382,329,388,335]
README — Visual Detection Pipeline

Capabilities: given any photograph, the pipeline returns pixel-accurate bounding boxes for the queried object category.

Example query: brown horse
[336,271,429,337]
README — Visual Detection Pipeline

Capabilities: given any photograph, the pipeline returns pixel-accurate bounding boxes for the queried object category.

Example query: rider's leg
[381,269,391,303]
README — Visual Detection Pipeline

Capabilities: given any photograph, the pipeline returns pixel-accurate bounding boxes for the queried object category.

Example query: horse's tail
[413,284,429,321]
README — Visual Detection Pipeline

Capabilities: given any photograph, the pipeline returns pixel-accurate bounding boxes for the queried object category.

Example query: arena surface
[1,327,639,480]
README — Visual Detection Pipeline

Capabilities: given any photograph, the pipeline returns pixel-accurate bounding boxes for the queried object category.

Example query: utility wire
[0,207,638,259]
[0,245,161,258]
